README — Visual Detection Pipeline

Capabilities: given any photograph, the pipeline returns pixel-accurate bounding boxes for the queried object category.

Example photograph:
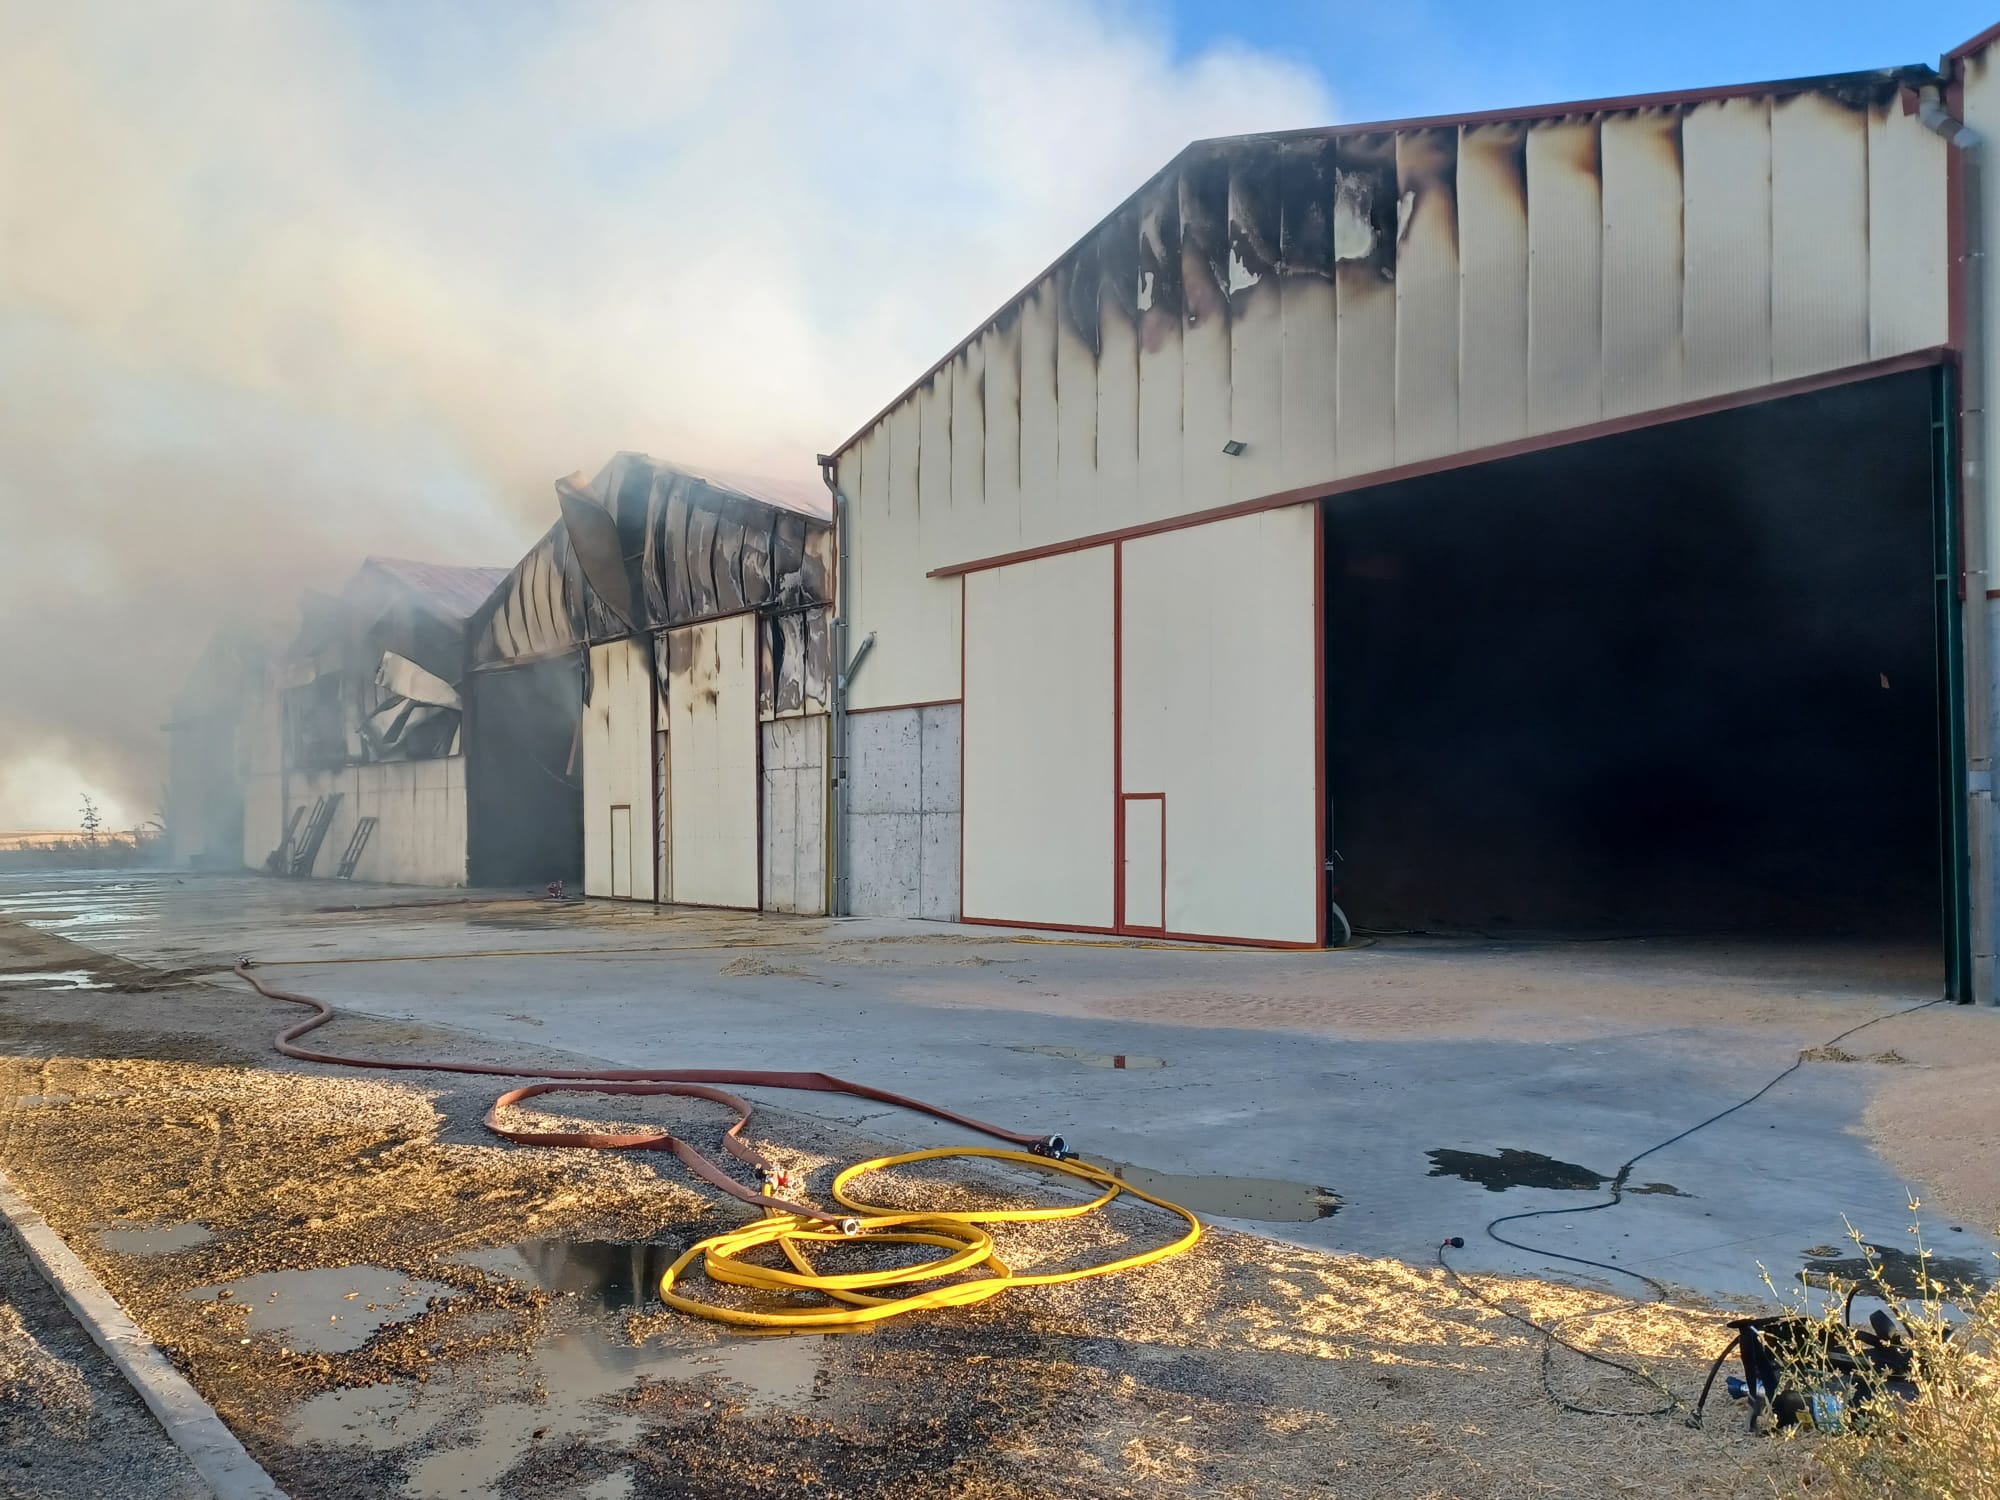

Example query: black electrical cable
[1436,993,1949,1422]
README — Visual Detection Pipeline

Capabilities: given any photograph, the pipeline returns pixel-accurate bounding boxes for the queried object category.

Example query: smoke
[0,0,1332,830]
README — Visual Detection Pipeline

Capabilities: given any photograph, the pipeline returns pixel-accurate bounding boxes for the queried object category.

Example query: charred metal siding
[835,75,1948,712]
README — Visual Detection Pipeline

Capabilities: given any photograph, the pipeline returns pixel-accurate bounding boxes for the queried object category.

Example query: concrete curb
[0,1166,288,1500]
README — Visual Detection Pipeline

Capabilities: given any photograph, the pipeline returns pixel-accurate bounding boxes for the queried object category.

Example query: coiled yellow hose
[657,1147,1203,1330]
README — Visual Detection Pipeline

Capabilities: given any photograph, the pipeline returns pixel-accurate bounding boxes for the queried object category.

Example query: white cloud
[0,0,1333,827]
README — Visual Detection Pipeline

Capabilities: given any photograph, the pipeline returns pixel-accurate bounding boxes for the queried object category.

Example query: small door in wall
[1120,795,1165,932]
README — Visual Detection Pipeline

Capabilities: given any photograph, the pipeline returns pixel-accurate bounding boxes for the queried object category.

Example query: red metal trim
[1111,542,1125,932]
[1155,929,1321,951]
[959,915,1119,937]
[926,349,1952,578]
[1117,792,1166,935]
[1313,503,1327,950]
[846,697,963,716]
[953,914,1317,949]
[829,72,1937,465]
[1947,21,2000,62]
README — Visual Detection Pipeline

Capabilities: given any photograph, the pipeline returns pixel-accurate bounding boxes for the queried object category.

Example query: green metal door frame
[1934,363,1975,1001]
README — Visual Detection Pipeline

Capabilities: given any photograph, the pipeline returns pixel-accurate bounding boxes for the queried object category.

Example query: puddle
[1800,1243,1992,1298]
[0,970,107,990]
[291,1382,453,1452]
[297,1327,832,1497]
[184,1267,458,1353]
[1010,1044,1167,1070]
[98,1222,214,1255]
[1427,1148,1606,1193]
[1100,1161,1338,1221]
[456,1239,679,1310]
[27,911,141,931]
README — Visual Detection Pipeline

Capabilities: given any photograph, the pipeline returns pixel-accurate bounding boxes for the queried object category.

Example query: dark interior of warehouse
[1323,369,1946,945]
[466,656,585,889]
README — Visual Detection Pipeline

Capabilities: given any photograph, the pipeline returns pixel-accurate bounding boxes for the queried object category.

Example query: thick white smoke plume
[0,0,1332,830]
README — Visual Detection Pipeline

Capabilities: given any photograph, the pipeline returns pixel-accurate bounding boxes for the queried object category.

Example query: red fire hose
[231,961,1066,1232]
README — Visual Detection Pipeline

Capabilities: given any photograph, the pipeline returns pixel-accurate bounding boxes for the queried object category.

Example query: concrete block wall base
[0,1166,287,1500]
[847,704,960,918]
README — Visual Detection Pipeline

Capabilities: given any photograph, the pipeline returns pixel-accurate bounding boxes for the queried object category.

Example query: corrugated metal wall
[287,760,468,885]
[837,81,1948,713]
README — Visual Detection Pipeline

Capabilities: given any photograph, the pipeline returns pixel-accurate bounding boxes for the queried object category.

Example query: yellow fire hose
[232,962,1202,1330]
[658,1147,1204,1330]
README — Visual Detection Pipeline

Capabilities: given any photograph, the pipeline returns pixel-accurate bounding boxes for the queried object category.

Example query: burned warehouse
[165,32,2000,1001]
[826,42,2000,1001]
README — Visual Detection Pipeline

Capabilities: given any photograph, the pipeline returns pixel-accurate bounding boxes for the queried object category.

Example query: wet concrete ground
[9,869,1990,1304]
[1,868,1995,1497]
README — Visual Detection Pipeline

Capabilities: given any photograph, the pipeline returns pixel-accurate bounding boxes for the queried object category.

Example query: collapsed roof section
[473,453,835,671]
[283,556,509,768]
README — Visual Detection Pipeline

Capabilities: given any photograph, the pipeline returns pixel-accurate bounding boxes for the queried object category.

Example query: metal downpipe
[1921,83,1993,1002]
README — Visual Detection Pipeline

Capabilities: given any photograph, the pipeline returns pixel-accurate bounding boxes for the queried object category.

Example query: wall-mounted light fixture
[1221,439,1247,456]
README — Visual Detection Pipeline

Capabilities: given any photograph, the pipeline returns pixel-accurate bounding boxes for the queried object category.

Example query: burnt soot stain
[1426,1148,1606,1193]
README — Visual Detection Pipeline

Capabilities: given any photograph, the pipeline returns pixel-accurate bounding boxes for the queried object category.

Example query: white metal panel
[1394,129,1460,462]
[1682,96,1773,399]
[981,317,1023,557]
[1771,91,1870,380]
[1120,797,1164,930]
[1600,109,1685,416]
[1526,119,1604,434]
[667,615,759,909]
[950,339,987,557]
[1096,285,1143,533]
[962,548,1114,927]
[1054,270,1100,527]
[885,394,923,627]
[843,408,961,713]
[1456,123,1531,451]
[1335,262,1396,479]
[1120,506,1318,943]
[1018,283,1061,547]
[1279,274,1338,489]
[287,760,468,886]
[1867,103,1948,360]
[839,85,1935,598]
[1226,169,1283,503]
[1137,226,1186,526]
[583,638,655,901]
[915,365,954,573]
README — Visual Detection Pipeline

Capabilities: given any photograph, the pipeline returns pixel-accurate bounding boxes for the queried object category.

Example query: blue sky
[1162,1,1997,124]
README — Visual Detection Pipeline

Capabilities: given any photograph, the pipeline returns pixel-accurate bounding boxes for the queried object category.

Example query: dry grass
[1779,1222,2000,1500]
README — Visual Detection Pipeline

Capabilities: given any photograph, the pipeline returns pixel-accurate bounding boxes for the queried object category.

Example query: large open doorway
[466,655,584,890]
[1323,370,1955,963]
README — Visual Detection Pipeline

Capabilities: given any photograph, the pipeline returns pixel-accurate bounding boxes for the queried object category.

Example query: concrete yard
[1,869,1996,1498]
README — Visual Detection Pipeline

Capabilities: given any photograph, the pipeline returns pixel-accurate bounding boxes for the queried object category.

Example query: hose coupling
[1031,1135,1071,1161]
[760,1167,798,1192]
[237,956,258,969]
[838,1217,862,1237]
